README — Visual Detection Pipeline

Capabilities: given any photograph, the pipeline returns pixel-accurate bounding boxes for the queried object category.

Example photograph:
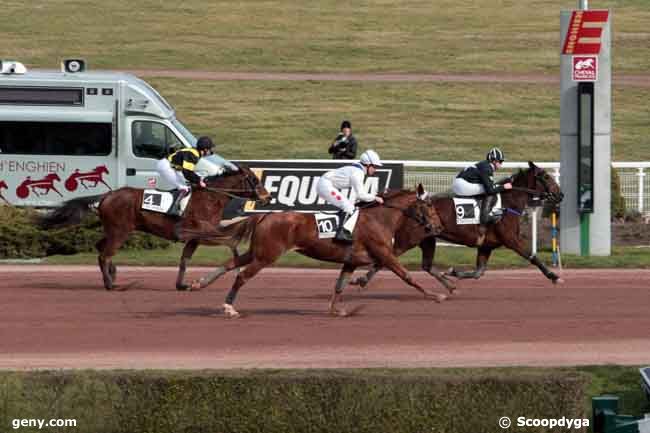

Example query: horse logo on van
[0,180,8,204]
[64,165,112,192]
[15,173,63,199]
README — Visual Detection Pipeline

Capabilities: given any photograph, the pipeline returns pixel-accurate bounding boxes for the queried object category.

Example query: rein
[382,202,432,231]
[202,186,253,200]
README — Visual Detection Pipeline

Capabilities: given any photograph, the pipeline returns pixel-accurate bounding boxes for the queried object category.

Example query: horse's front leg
[504,237,562,284]
[448,246,492,280]
[419,237,456,293]
[329,263,357,316]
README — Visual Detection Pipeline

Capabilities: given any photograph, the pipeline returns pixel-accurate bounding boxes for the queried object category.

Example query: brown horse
[351,162,564,291]
[190,185,447,318]
[39,164,270,290]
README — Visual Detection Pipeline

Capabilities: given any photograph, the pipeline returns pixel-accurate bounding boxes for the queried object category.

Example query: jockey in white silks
[316,149,385,243]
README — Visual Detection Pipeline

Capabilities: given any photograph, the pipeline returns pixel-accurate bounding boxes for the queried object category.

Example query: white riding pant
[452,178,485,196]
[316,177,355,214]
[157,158,189,191]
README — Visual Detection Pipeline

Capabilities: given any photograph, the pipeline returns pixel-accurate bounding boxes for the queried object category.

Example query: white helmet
[359,150,383,167]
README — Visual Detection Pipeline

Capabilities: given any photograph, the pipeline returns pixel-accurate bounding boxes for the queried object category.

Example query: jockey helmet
[196,136,214,152]
[360,150,383,167]
[340,120,351,130]
[486,147,505,163]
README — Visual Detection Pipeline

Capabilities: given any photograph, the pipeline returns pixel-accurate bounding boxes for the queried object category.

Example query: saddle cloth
[141,189,191,215]
[314,212,341,239]
[453,194,502,225]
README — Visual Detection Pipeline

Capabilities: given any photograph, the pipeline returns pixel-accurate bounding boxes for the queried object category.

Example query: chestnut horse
[351,162,564,291]
[190,186,446,318]
[39,164,270,290]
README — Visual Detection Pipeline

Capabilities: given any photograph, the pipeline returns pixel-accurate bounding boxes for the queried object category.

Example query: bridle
[202,169,263,201]
[508,170,563,205]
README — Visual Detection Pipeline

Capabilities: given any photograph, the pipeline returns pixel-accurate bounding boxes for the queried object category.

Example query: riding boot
[169,189,188,217]
[334,211,354,243]
[477,194,498,245]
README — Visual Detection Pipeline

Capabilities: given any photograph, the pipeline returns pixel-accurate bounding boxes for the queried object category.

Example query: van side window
[131,121,182,159]
[0,121,111,155]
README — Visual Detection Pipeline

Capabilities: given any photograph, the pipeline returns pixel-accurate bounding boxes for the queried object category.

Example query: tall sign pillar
[560,5,611,255]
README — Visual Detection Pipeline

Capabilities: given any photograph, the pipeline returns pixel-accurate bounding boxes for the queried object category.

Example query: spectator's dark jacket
[457,160,504,194]
[328,133,358,159]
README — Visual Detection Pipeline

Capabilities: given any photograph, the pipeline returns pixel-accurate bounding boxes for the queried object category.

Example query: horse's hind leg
[381,254,447,302]
[191,250,252,290]
[349,264,380,291]
[329,263,357,316]
[176,239,199,291]
[448,246,492,280]
[222,257,269,318]
[98,230,130,290]
[96,237,113,290]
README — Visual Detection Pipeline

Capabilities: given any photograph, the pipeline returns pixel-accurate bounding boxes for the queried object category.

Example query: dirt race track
[1,265,649,370]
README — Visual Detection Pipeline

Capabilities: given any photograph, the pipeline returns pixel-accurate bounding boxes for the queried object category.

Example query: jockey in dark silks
[156,136,214,216]
[452,147,513,239]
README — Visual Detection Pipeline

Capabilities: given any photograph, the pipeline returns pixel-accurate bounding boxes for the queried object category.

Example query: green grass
[2,1,649,74]
[42,242,650,269]
[151,78,649,161]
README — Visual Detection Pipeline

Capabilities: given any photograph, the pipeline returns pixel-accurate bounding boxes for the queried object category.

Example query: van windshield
[171,118,196,146]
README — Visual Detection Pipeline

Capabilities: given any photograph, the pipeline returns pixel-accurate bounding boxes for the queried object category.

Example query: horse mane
[379,188,413,200]
[357,188,413,209]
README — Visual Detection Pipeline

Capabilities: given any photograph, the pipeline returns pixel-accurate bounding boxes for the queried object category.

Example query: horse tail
[38,194,107,229]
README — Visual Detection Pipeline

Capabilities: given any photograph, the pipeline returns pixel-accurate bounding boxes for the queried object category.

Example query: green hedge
[0,369,588,433]
[0,206,170,259]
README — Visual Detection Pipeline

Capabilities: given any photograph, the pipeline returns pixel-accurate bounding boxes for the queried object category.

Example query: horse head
[205,163,271,204]
[96,165,109,174]
[403,184,441,234]
[512,161,563,205]
[48,173,61,182]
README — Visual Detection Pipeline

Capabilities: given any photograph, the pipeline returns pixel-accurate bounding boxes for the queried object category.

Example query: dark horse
[351,162,564,292]
[39,164,270,290]
[191,186,446,318]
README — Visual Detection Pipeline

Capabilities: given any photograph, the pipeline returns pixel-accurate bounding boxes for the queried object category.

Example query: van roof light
[1,61,27,75]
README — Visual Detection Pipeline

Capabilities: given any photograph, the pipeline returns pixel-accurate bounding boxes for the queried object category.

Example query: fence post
[531,208,538,256]
[637,168,645,213]
[553,167,561,185]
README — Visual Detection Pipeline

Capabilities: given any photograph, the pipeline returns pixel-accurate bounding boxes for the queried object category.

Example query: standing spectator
[328,120,358,160]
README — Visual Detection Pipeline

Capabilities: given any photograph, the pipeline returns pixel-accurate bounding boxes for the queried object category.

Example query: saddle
[141,189,191,216]
[452,194,502,225]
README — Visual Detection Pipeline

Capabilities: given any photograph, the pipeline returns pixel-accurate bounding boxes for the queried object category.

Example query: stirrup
[334,227,353,244]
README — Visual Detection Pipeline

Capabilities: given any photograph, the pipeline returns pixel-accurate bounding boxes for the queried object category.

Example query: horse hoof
[176,283,190,291]
[553,278,565,285]
[190,280,203,291]
[223,304,240,318]
[429,293,447,303]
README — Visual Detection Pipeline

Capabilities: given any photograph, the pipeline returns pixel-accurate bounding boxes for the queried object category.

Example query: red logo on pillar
[0,180,8,204]
[572,56,598,82]
[562,10,609,55]
[16,173,63,199]
[64,165,112,191]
